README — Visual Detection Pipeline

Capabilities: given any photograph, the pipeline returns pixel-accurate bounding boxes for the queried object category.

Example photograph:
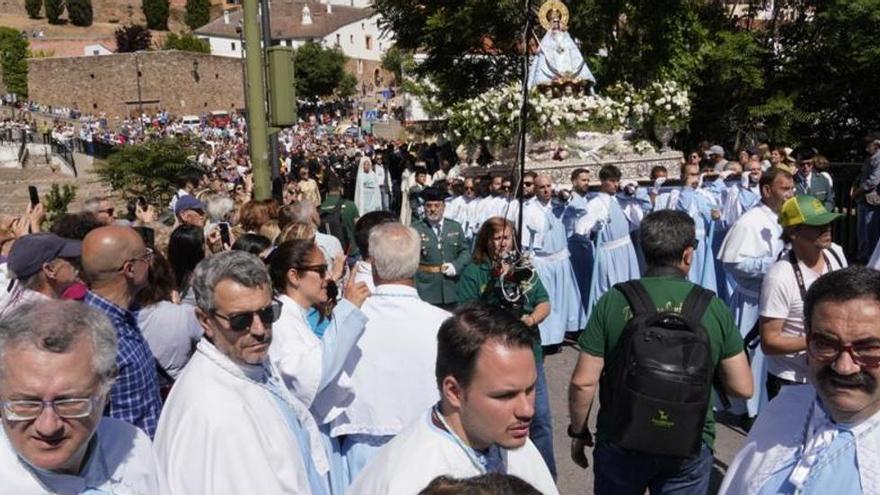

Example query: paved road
[543,344,748,494]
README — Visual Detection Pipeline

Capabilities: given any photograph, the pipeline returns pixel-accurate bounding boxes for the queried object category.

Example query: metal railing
[827,162,863,261]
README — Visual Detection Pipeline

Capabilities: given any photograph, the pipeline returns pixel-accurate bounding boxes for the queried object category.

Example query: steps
[0,152,110,216]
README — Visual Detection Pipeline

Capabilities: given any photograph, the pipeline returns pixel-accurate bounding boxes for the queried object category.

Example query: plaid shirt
[85,291,162,438]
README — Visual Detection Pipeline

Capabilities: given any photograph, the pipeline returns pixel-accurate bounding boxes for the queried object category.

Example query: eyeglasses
[296,264,328,279]
[807,333,880,369]
[118,247,154,271]
[212,300,282,332]
[2,395,99,421]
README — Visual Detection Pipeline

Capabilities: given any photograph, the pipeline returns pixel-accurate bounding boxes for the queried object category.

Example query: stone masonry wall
[28,50,245,118]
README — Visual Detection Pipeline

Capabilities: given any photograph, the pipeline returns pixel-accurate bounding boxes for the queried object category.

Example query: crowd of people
[0,117,879,495]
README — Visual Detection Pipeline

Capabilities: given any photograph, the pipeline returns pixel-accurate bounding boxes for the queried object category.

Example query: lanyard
[788,250,831,301]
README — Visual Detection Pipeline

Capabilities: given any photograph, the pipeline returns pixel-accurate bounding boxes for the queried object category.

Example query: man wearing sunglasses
[82,226,161,438]
[155,251,336,495]
[0,300,167,493]
[722,267,880,495]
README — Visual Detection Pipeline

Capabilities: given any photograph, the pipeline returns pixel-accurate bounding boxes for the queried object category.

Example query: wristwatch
[567,424,592,440]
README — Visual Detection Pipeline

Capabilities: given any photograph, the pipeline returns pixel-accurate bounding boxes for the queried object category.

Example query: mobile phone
[219,222,231,246]
[28,185,39,207]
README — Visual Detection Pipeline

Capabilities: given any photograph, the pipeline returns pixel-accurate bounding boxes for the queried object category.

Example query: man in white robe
[717,167,794,419]
[155,251,335,495]
[349,303,558,495]
[0,300,167,494]
[313,223,451,481]
[721,267,880,495]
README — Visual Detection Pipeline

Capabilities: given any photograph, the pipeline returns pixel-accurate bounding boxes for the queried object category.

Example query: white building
[195,1,391,64]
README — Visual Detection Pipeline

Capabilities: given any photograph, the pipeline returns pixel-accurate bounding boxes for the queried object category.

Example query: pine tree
[184,0,211,30]
[67,0,94,27]
[44,0,64,24]
[24,0,42,19]
[142,0,170,31]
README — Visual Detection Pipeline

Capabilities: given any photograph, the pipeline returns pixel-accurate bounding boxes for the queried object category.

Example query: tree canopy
[294,41,356,98]
[0,27,29,98]
[115,24,152,53]
[67,0,94,27]
[142,0,170,31]
[163,31,211,53]
[184,0,211,31]
[96,138,200,204]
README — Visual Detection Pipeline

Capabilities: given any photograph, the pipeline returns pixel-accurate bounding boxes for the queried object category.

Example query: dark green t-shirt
[457,261,549,361]
[578,275,744,449]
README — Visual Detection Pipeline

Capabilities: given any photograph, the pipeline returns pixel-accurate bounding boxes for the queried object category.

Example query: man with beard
[721,266,880,495]
[413,187,471,309]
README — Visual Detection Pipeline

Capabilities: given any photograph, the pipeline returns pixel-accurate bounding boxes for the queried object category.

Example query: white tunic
[348,410,559,495]
[313,284,450,438]
[155,339,329,495]
[0,417,168,494]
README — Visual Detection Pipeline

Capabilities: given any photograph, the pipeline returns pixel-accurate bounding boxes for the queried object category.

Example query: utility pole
[241,0,271,200]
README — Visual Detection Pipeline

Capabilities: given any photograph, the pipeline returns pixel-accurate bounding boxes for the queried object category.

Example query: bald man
[82,226,163,437]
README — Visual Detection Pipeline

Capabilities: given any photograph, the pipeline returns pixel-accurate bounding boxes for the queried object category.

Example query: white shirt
[718,203,784,265]
[574,192,613,235]
[353,260,376,293]
[313,284,450,438]
[155,339,328,495]
[137,301,203,379]
[348,409,559,495]
[759,245,847,382]
[721,385,880,495]
[1,417,168,494]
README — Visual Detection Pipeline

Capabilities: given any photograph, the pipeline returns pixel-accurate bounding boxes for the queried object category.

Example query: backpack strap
[614,280,656,316]
[679,285,715,325]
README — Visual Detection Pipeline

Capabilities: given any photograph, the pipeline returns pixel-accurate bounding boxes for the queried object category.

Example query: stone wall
[28,51,245,118]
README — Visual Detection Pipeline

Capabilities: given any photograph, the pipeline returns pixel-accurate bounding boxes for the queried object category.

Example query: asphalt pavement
[543,344,749,494]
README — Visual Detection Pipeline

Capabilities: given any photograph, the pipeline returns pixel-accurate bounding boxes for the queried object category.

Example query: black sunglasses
[297,264,328,278]
[212,300,282,332]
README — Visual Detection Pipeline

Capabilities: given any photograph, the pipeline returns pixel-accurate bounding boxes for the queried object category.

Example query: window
[357,59,363,74]
[336,33,341,46]
[350,34,354,45]
[231,42,236,51]
[365,36,372,50]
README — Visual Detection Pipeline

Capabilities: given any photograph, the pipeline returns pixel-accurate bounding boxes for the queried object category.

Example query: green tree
[25,0,42,19]
[380,45,411,86]
[0,27,29,97]
[184,0,211,30]
[42,183,78,225]
[163,31,210,53]
[294,41,353,98]
[67,0,94,27]
[44,0,64,24]
[115,24,152,53]
[142,0,170,31]
[96,138,200,205]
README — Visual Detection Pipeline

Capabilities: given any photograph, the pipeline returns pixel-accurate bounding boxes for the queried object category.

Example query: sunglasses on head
[212,300,282,332]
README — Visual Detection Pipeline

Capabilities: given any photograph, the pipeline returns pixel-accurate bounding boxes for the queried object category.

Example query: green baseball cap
[778,195,842,228]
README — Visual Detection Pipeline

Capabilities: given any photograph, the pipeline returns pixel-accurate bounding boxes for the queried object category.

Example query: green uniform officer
[413,187,471,309]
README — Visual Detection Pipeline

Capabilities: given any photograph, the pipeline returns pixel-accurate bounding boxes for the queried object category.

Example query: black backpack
[602,280,716,457]
[320,199,347,249]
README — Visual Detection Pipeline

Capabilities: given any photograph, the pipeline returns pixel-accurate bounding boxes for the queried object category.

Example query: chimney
[223,10,230,25]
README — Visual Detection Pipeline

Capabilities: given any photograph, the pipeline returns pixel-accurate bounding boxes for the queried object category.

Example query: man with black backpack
[568,209,753,494]
[319,176,359,255]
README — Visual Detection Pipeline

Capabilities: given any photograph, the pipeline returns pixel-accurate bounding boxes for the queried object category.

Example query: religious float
[444,0,687,181]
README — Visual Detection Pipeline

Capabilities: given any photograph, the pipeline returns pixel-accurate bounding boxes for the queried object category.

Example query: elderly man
[0,233,81,317]
[314,223,451,480]
[82,225,162,438]
[522,175,585,346]
[173,195,207,228]
[0,300,167,493]
[718,167,794,419]
[722,266,880,494]
[82,196,117,225]
[155,251,336,494]
[349,303,558,494]
[794,147,835,213]
[413,187,470,309]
